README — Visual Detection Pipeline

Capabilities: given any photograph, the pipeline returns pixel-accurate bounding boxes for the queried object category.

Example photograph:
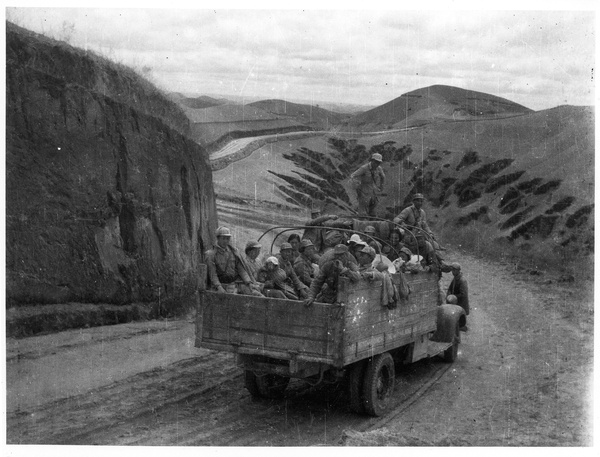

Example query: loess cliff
[6,22,218,309]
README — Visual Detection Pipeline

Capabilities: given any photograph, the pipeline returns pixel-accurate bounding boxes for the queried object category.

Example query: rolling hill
[343,84,533,131]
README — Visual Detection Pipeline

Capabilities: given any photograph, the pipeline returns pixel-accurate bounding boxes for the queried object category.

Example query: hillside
[6,22,218,309]
[248,99,349,130]
[212,97,593,268]
[343,84,533,131]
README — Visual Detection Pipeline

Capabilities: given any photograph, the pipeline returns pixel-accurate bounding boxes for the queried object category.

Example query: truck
[195,224,466,416]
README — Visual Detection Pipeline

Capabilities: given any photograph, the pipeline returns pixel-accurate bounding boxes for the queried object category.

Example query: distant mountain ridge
[248,99,348,130]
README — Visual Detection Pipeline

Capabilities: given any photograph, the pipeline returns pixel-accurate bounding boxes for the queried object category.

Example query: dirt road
[6,245,593,446]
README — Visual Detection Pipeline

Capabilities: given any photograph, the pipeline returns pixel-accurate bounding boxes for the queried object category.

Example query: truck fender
[431,304,466,343]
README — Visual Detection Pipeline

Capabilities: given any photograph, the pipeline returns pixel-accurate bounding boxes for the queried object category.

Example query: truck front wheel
[443,322,460,363]
[362,352,395,416]
[347,361,367,413]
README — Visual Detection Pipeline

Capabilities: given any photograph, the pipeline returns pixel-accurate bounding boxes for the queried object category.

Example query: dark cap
[412,193,424,200]
[333,244,348,255]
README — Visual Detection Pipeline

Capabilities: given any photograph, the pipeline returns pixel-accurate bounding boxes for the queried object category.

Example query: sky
[4,2,597,111]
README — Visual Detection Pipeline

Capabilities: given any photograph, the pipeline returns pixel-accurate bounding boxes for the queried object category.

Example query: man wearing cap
[361,225,382,254]
[205,227,263,296]
[350,153,385,216]
[304,244,360,307]
[318,237,359,268]
[294,239,319,287]
[302,206,351,253]
[393,193,433,236]
[447,263,469,316]
[243,241,263,281]
[355,245,385,281]
[276,243,309,299]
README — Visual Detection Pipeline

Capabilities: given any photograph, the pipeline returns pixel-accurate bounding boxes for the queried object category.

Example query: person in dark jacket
[447,263,469,316]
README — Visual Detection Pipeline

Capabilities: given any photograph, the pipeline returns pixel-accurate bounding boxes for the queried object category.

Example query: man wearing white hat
[350,153,385,216]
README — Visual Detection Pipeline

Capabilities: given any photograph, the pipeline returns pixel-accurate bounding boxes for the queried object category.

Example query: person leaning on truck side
[294,239,319,287]
[205,227,263,296]
[355,245,384,281]
[350,153,385,216]
[304,244,360,307]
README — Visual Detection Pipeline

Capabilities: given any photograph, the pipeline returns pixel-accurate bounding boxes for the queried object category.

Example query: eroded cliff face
[6,23,218,309]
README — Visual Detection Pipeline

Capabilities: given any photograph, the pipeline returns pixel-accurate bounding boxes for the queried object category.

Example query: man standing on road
[447,263,469,316]
[205,227,263,296]
[350,153,385,216]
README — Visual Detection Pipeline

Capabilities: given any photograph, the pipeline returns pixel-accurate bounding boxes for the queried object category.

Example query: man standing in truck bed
[350,153,385,216]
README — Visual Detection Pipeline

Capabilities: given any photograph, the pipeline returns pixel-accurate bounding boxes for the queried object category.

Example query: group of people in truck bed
[204,192,469,316]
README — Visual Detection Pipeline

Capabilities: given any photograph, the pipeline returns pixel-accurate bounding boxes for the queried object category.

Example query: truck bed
[196,270,440,369]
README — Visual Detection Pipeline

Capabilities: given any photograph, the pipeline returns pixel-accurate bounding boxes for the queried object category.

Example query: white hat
[266,256,279,265]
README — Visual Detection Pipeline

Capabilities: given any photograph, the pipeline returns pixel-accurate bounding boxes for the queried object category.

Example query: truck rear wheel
[347,361,366,413]
[244,370,261,397]
[245,370,289,398]
[257,374,289,398]
[362,352,395,416]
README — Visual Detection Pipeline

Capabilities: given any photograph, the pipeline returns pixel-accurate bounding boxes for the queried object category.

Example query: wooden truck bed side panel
[197,291,344,364]
[341,272,439,366]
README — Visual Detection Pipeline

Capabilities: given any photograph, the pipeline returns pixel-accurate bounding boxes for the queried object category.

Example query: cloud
[7,7,595,110]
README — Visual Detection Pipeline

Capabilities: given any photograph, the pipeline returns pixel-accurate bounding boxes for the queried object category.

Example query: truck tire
[255,373,289,398]
[443,322,460,363]
[362,352,395,416]
[347,361,366,413]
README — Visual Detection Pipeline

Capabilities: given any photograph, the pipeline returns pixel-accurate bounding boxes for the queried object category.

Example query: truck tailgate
[196,292,344,365]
